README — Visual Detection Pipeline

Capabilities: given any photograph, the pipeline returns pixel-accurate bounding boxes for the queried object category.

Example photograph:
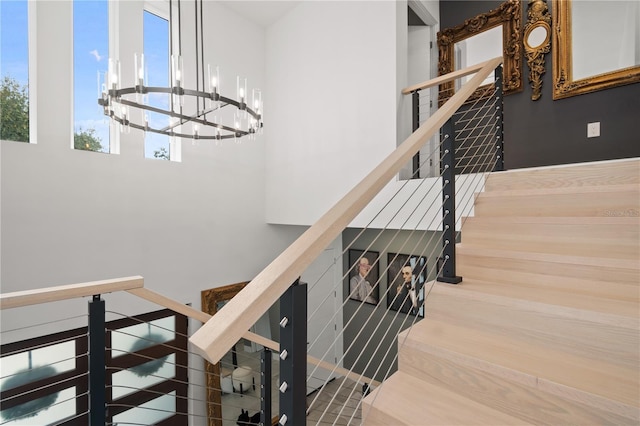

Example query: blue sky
[1,1,29,86]
[1,1,170,157]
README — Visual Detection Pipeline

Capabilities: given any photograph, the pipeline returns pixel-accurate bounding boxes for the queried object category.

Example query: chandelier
[98,0,263,141]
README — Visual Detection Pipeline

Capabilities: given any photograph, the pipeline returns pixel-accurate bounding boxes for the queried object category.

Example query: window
[0,0,30,143]
[73,0,110,153]
[143,9,172,160]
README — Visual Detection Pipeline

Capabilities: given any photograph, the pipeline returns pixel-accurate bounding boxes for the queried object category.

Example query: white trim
[408,0,437,26]
[109,0,120,154]
[28,0,37,144]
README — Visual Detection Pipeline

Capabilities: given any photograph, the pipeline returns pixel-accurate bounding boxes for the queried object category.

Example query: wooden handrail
[0,276,144,310]
[401,57,501,94]
[1,277,379,386]
[190,57,504,365]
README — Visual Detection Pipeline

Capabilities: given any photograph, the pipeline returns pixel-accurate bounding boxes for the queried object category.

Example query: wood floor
[361,158,640,425]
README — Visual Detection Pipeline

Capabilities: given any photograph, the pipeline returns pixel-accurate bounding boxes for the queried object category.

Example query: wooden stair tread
[457,244,639,270]
[398,344,639,425]
[450,265,639,297]
[479,183,639,197]
[424,281,639,369]
[462,215,640,226]
[426,279,640,324]
[362,370,535,425]
[484,158,640,191]
[402,318,640,407]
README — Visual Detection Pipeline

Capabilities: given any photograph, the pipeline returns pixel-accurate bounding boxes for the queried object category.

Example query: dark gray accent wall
[441,0,640,169]
[342,228,442,382]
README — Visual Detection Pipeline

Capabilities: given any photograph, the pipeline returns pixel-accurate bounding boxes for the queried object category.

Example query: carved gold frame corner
[552,0,640,100]
[437,0,522,102]
[524,0,552,100]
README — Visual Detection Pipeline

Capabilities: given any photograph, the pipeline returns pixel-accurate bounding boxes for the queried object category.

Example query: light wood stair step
[423,280,639,367]
[473,186,639,217]
[461,216,639,259]
[425,278,639,325]
[398,319,640,424]
[457,244,639,284]
[361,370,535,426]
[398,334,638,425]
[484,158,640,192]
[455,263,639,299]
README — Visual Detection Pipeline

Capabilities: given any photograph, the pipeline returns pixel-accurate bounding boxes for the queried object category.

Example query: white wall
[264,1,400,226]
[0,1,303,331]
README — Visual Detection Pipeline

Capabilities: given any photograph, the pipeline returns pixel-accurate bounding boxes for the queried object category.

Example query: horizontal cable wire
[0,332,89,358]
[0,314,88,336]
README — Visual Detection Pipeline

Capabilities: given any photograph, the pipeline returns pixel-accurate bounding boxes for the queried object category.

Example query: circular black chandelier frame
[99,85,262,140]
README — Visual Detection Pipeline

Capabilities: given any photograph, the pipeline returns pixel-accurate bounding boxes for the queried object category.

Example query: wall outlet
[587,122,600,138]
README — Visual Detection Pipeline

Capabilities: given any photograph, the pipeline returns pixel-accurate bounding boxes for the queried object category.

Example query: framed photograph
[387,253,427,317]
[347,249,380,305]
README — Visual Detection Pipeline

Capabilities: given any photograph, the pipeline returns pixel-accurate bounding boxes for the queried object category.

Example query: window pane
[112,391,176,425]
[112,353,175,399]
[0,0,29,143]
[144,10,171,160]
[0,387,77,425]
[111,316,175,359]
[74,0,109,153]
[0,341,76,390]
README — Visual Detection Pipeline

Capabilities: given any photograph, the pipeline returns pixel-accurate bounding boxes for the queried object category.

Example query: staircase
[362,158,640,425]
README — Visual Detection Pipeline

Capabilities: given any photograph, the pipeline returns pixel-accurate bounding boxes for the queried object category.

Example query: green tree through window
[0,76,29,142]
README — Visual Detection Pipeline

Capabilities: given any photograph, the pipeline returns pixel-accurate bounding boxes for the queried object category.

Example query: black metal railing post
[412,90,421,178]
[494,65,505,172]
[437,118,462,284]
[278,279,307,425]
[261,348,272,426]
[88,295,106,426]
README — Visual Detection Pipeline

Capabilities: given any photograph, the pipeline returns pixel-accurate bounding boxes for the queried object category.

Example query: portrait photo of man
[347,250,379,305]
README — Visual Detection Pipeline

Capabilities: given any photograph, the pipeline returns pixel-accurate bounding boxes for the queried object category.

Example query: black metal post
[412,90,421,178]
[261,348,272,426]
[88,295,106,426]
[494,65,505,172]
[278,279,307,425]
[437,118,462,284]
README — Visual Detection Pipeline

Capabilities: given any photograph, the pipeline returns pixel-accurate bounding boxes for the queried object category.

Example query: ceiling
[219,1,302,28]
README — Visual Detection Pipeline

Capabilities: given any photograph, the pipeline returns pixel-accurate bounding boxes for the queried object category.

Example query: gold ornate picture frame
[552,0,640,100]
[524,0,552,100]
[437,0,522,102]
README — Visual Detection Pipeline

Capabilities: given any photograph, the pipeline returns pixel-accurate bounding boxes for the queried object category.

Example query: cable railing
[1,57,505,425]
[0,277,379,425]
[184,56,505,425]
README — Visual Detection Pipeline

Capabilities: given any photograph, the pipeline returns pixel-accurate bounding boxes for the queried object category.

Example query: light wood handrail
[401,57,501,94]
[1,278,379,385]
[0,276,144,310]
[128,287,380,386]
[190,57,504,365]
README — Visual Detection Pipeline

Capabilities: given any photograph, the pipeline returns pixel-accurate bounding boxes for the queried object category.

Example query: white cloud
[89,49,103,62]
